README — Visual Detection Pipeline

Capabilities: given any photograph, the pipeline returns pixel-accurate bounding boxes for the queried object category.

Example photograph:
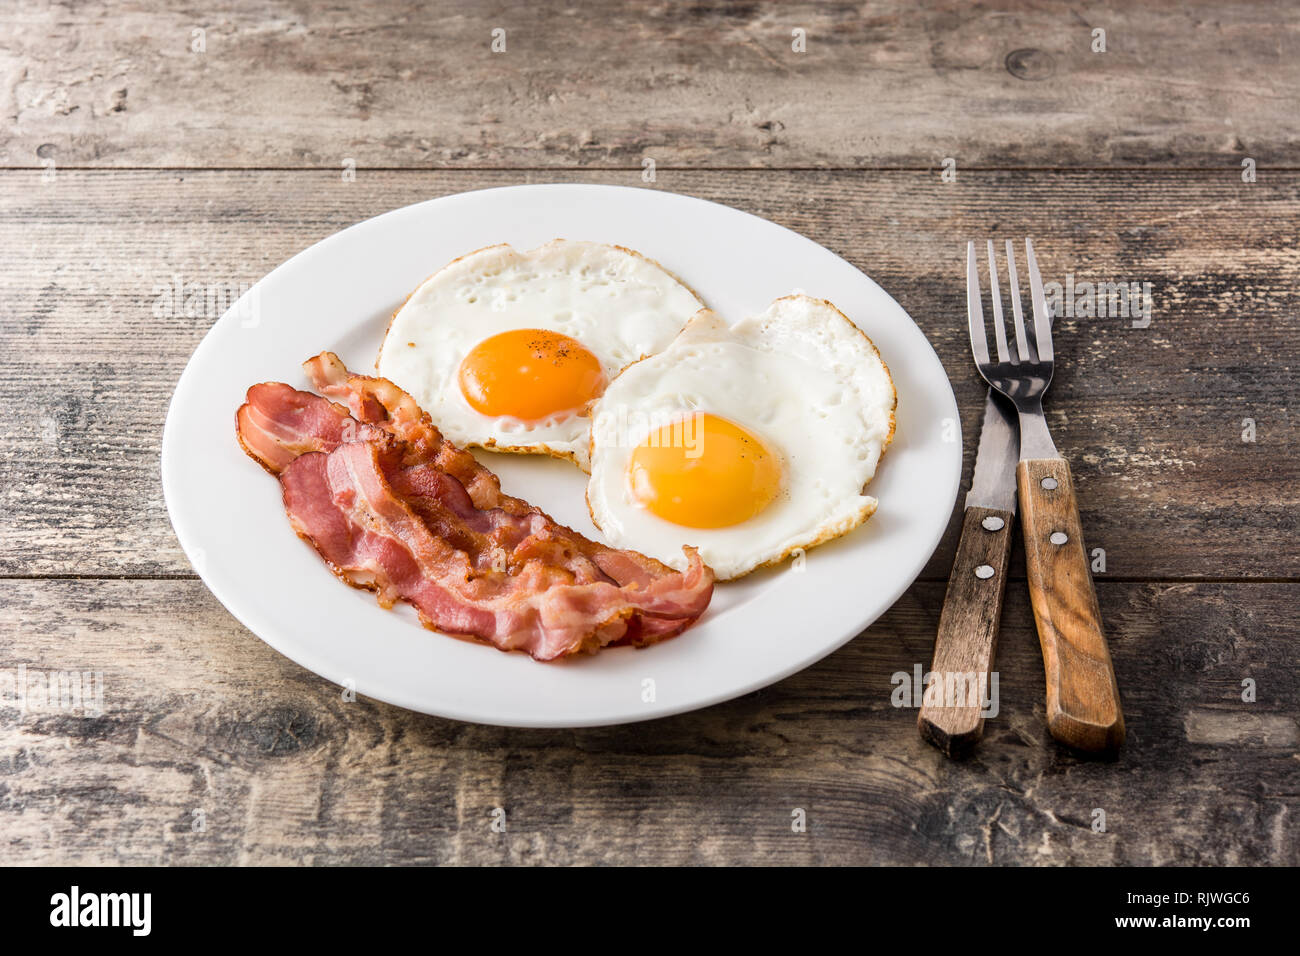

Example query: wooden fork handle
[1017,458,1125,753]
[918,505,1013,757]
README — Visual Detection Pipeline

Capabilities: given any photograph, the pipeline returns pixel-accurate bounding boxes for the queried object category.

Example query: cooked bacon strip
[236,357,713,660]
[236,382,386,475]
[282,442,655,659]
[304,350,528,514]
[388,451,714,636]
[279,440,711,659]
[238,378,642,592]
[302,351,699,592]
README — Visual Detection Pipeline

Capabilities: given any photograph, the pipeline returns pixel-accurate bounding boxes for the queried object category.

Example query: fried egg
[586,295,896,580]
[376,240,703,468]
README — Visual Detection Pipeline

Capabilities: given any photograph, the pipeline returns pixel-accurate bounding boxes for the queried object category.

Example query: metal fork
[968,239,1125,753]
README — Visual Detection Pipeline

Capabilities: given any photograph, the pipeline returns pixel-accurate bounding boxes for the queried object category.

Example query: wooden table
[2,1,1296,865]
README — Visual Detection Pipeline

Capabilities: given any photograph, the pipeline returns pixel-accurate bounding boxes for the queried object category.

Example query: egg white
[377,240,703,469]
[586,295,897,580]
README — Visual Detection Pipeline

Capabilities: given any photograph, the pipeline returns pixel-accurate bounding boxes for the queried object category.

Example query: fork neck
[1017,406,1060,460]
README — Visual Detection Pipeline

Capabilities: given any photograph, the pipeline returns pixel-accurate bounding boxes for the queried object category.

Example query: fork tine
[967,241,990,367]
[1025,238,1054,363]
[986,240,1010,363]
[1004,239,1034,363]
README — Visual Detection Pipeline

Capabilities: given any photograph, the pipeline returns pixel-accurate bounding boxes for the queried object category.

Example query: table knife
[917,389,1018,756]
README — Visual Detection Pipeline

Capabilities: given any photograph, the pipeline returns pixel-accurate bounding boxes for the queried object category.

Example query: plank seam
[3,166,1299,174]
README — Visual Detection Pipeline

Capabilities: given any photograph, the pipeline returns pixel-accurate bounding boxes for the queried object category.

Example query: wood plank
[2,169,1295,578]
[3,1,1298,169]
[0,578,1294,865]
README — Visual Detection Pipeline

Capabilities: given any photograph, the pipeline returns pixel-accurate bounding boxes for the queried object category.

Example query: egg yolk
[458,329,605,423]
[627,414,782,529]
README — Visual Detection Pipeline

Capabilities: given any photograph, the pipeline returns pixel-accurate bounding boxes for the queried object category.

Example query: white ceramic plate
[162,184,960,728]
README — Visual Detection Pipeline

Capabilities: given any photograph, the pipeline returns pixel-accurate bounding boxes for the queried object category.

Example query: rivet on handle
[974,565,995,579]
[1049,531,1068,545]
[981,516,1005,531]
[1041,476,1058,490]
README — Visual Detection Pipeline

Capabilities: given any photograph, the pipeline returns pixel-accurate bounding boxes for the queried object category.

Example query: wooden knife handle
[918,505,1014,757]
[1017,458,1125,753]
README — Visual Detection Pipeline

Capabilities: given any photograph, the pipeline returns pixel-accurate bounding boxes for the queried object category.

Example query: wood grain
[919,505,1013,757]
[0,578,1295,865]
[2,1,1298,169]
[3,0,1298,867]
[1018,458,1125,753]
[1,169,1296,579]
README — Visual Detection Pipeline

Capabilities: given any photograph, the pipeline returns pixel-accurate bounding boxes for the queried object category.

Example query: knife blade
[965,389,1019,514]
[968,295,1055,511]
[917,390,1017,756]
